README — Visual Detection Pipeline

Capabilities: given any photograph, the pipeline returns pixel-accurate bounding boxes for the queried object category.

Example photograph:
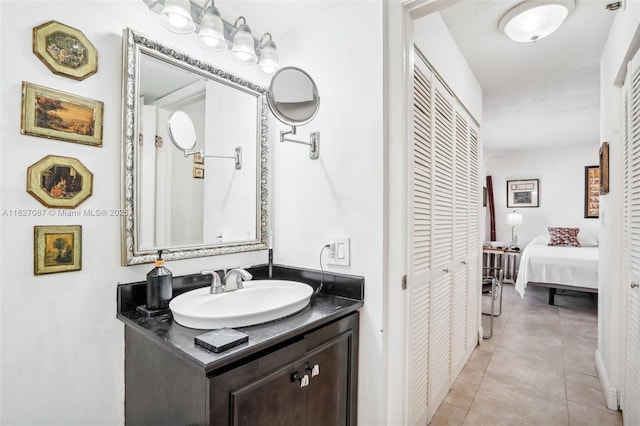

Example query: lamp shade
[506,211,523,226]
[499,0,575,43]
[198,6,226,51]
[258,39,279,74]
[231,23,257,64]
[159,0,195,34]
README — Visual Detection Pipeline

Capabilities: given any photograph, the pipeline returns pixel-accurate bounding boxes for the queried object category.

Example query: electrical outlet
[327,237,350,266]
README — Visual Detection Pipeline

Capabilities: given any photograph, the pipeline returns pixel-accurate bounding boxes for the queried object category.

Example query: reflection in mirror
[268,67,320,126]
[121,28,268,265]
[167,111,197,151]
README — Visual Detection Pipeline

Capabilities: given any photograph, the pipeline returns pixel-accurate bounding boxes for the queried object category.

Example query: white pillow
[578,235,599,247]
[530,235,550,245]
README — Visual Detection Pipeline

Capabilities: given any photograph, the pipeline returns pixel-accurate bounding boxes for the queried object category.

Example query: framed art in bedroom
[584,165,600,219]
[507,179,539,208]
[600,142,609,194]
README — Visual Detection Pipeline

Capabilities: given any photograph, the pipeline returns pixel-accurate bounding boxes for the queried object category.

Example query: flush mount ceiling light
[144,0,280,73]
[499,0,575,43]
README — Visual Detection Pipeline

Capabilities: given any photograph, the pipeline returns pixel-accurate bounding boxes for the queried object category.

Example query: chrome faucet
[223,268,253,290]
[201,270,224,294]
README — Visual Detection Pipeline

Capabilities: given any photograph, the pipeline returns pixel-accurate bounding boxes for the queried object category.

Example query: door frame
[383,1,465,424]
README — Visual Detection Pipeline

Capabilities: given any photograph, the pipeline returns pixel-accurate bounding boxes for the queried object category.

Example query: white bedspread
[515,244,599,297]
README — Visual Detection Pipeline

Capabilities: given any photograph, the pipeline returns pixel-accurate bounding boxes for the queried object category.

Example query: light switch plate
[327,237,350,266]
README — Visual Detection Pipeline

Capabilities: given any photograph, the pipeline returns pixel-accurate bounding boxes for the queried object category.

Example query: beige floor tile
[567,401,622,426]
[430,402,468,426]
[483,350,566,399]
[565,371,608,410]
[444,377,480,411]
[467,376,569,426]
[434,286,602,426]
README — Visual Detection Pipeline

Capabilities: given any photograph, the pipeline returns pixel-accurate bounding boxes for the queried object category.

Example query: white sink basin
[169,280,314,329]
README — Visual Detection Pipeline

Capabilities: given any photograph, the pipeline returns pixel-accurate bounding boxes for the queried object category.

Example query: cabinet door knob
[632,282,639,289]
[306,364,320,377]
[291,373,309,387]
[461,261,467,265]
[443,268,449,273]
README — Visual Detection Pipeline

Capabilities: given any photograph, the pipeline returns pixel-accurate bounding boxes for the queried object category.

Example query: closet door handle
[443,268,449,273]
[632,282,639,289]
[461,261,467,265]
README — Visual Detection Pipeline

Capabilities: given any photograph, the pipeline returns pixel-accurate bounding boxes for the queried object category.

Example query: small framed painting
[21,81,104,147]
[34,225,82,275]
[193,166,204,179]
[584,165,600,219]
[600,142,610,194]
[27,155,93,208]
[507,179,539,208]
[193,152,204,165]
[32,20,98,80]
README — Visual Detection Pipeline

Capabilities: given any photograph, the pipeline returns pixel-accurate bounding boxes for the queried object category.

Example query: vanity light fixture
[143,0,280,73]
[159,0,196,34]
[197,1,226,51]
[257,33,279,75]
[231,16,258,64]
[498,0,575,43]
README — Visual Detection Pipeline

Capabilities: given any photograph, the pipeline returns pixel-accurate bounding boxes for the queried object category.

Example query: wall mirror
[121,28,268,265]
[268,66,320,126]
[267,66,321,159]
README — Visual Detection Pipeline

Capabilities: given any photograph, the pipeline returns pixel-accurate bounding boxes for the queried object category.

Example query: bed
[515,234,599,305]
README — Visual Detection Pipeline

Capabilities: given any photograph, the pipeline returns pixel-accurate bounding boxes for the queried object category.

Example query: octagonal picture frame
[27,155,93,209]
[33,20,98,80]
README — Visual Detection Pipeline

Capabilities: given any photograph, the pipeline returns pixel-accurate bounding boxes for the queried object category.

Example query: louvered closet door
[623,47,640,426]
[428,75,455,417]
[406,58,433,426]
[450,110,469,379]
[466,126,481,352]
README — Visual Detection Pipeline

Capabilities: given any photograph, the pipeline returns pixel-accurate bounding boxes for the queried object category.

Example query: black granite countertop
[117,265,364,374]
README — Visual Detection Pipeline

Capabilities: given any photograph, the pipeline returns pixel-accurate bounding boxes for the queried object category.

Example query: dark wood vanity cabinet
[125,312,359,426]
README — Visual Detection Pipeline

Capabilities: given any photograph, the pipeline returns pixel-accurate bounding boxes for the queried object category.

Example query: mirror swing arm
[181,146,243,170]
[280,126,319,160]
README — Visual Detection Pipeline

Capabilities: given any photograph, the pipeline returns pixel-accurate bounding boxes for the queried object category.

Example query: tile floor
[430,284,623,426]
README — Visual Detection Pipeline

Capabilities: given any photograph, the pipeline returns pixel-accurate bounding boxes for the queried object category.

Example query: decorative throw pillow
[548,227,581,247]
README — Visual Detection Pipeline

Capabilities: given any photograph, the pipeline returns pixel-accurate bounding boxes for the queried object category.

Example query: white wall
[413,12,482,123]
[597,0,640,410]
[1,1,385,424]
[485,146,600,249]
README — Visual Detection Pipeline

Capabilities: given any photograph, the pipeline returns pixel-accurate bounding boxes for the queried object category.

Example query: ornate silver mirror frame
[120,28,269,265]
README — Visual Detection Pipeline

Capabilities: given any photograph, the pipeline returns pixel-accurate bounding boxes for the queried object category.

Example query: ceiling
[439,0,615,155]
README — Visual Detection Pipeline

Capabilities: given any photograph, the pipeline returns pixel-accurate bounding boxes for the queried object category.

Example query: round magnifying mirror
[167,111,197,152]
[267,67,320,126]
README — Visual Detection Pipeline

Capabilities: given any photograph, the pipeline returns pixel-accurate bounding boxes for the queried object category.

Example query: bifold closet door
[622,46,640,426]
[406,59,433,426]
[406,49,481,425]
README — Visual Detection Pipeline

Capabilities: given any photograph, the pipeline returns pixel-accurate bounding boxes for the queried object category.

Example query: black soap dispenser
[146,250,172,310]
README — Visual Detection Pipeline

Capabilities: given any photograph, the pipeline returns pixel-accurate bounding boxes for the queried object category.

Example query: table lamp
[506,210,523,250]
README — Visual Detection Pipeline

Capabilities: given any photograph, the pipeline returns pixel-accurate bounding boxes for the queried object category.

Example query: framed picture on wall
[584,165,600,219]
[600,142,610,194]
[21,81,104,147]
[32,20,98,81]
[34,225,82,275]
[507,179,539,208]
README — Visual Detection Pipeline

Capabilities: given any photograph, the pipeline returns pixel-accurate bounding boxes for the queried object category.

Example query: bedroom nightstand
[482,247,519,285]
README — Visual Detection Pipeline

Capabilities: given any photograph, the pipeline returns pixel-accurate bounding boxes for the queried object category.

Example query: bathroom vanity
[117,265,363,425]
